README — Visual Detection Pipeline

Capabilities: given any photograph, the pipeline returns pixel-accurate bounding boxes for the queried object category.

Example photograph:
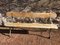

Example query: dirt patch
[0,30,59,45]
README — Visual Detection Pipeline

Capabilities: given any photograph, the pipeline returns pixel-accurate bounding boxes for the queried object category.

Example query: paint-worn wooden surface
[4,23,58,29]
[6,11,57,18]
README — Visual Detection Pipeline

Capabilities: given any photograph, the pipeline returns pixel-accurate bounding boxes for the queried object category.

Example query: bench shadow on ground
[0,29,50,39]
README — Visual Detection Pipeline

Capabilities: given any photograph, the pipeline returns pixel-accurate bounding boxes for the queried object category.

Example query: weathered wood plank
[0,27,22,30]
[4,23,58,29]
[6,11,57,18]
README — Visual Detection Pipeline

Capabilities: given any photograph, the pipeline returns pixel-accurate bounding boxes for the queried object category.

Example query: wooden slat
[4,23,58,29]
[0,27,22,30]
[6,11,57,18]
[0,27,10,30]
